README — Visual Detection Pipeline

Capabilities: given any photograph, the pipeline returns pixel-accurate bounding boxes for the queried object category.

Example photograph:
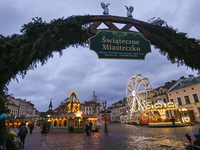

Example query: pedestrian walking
[18,123,28,148]
[41,123,47,136]
[85,120,90,135]
[89,121,94,134]
[29,123,34,134]
[171,117,176,127]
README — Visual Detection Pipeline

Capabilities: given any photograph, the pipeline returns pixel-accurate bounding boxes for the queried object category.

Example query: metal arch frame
[87,15,153,37]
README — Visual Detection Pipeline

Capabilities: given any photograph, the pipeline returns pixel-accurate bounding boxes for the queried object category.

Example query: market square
[14,123,199,150]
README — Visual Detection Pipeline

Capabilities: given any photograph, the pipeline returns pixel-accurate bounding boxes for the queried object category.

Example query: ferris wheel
[126,74,152,117]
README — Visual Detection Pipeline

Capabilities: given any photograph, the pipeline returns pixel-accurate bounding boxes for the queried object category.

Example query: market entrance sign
[90,30,151,59]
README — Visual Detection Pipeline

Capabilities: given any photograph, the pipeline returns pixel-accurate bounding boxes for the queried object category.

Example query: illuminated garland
[146,102,178,110]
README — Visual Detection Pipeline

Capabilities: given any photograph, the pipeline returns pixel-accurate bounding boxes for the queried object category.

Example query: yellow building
[167,75,200,122]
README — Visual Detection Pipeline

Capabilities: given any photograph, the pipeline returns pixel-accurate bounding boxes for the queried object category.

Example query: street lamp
[102,101,109,133]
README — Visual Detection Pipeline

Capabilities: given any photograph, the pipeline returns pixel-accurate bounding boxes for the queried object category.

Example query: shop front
[48,114,97,133]
[73,118,83,132]
[48,92,98,133]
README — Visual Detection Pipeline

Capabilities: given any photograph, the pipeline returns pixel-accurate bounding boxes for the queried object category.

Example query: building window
[74,119,78,128]
[54,120,57,127]
[193,94,199,103]
[184,96,191,104]
[58,120,62,128]
[177,97,182,105]
[184,90,186,92]
[170,99,174,103]
[63,120,67,128]
[79,119,83,128]
[192,88,194,90]
[163,98,167,103]
[176,92,178,94]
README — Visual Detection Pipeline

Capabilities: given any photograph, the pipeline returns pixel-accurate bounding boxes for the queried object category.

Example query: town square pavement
[12,123,200,150]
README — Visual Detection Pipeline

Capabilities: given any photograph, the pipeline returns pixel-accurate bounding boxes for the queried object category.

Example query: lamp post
[102,101,109,133]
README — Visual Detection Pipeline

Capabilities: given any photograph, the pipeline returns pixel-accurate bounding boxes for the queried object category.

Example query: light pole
[102,101,109,133]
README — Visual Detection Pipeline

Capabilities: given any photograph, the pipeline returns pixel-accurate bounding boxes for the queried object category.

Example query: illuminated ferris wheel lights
[136,74,141,77]
[131,82,136,85]
[132,91,136,96]
[130,77,136,80]
[142,78,148,81]
[127,95,132,98]
[142,83,149,87]
[126,74,152,118]
[127,85,132,88]
[128,89,132,93]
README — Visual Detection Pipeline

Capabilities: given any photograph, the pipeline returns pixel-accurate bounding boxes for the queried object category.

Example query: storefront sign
[90,30,151,59]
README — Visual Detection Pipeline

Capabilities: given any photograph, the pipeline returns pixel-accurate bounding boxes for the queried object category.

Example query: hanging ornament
[0,113,7,121]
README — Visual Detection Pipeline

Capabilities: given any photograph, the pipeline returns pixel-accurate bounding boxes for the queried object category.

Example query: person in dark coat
[171,117,176,127]
[89,121,94,134]
[42,123,47,136]
[29,123,34,134]
[18,123,28,148]
[85,120,90,135]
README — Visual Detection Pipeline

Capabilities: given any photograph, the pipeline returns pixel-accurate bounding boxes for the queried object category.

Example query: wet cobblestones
[13,123,200,150]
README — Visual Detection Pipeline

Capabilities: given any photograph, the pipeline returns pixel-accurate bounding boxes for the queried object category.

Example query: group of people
[17,122,35,148]
[85,120,94,135]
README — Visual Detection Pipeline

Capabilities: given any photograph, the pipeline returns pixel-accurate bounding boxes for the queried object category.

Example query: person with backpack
[18,123,28,148]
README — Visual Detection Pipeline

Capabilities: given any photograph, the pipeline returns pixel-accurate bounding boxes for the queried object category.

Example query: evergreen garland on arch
[0,15,91,149]
[0,15,200,92]
[0,15,91,91]
[134,17,200,70]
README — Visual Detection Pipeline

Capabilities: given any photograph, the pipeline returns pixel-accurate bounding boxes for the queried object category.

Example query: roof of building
[82,100,101,106]
[154,80,177,91]
[169,76,200,92]
[66,92,80,104]
[7,101,19,107]
[54,104,65,111]
[40,109,56,117]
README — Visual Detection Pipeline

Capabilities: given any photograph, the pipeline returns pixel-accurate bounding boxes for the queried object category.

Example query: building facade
[7,100,19,117]
[49,92,100,133]
[81,100,101,118]
[108,98,127,122]
[149,80,177,118]
[6,96,37,118]
[167,75,200,122]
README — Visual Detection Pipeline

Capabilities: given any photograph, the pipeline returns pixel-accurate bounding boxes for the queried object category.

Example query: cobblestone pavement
[11,123,200,150]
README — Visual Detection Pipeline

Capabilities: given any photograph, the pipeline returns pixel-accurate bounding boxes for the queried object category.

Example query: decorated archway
[1,14,200,147]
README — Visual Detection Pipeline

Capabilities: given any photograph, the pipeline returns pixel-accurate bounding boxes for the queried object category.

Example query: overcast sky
[1,0,199,112]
